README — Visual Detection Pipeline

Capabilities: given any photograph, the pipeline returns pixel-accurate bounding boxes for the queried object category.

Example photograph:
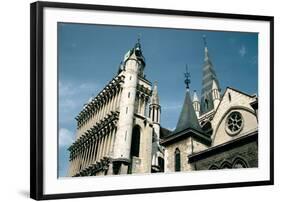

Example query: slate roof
[161,90,211,146]
[174,90,204,134]
[160,127,172,139]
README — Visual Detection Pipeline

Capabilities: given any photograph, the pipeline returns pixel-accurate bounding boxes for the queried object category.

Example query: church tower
[200,35,221,115]
[111,38,146,174]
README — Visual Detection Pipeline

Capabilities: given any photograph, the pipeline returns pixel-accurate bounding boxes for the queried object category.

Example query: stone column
[138,94,141,114]
[105,127,112,157]
[142,95,146,115]
[109,126,117,157]
[109,90,114,112]
[96,101,101,123]
[89,138,95,165]
[93,138,99,163]
[101,95,106,119]
[100,133,105,160]
[75,149,80,173]
[81,144,86,169]
[75,150,80,173]
[96,134,102,162]
[85,140,92,167]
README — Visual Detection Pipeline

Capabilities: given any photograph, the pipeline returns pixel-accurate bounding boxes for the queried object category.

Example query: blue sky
[58,23,258,177]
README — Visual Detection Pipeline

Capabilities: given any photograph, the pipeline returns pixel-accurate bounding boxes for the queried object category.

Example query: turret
[192,90,200,118]
[112,38,145,173]
[149,81,161,124]
[150,81,163,172]
[211,80,220,110]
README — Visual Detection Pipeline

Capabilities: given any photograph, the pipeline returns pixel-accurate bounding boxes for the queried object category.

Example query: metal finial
[184,65,191,89]
[203,35,207,47]
[154,80,158,86]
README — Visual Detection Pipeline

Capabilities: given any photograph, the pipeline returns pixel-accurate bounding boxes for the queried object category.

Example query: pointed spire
[212,80,221,109]
[151,81,160,105]
[212,79,219,91]
[173,87,203,134]
[200,35,221,114]
[193,90,199,102]
[192,90,200,118]
[173,67,203,134]
[203,35,209,60]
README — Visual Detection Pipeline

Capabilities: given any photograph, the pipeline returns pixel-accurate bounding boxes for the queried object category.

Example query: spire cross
[184,65,191,89]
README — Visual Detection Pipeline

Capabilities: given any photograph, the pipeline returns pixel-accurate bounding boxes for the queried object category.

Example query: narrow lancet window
[175,148,181,172]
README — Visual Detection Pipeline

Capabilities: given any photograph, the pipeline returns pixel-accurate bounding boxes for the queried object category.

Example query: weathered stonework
[192,141,258,170]
[67,38,258,177]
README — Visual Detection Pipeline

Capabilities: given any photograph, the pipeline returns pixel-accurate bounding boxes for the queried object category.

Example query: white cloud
[59,128,74,147]
[161,101,182,110]
[59,80,99,97]
[59,80,100,110]
[239,45,247,57]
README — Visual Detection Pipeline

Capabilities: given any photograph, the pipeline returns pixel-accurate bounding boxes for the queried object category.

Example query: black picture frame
[30,1,274,200]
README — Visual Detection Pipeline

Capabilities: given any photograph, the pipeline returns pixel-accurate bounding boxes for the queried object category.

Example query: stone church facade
[67,37,258,177]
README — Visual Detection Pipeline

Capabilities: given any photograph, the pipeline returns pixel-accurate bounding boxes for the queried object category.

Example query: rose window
[225,111,243,135]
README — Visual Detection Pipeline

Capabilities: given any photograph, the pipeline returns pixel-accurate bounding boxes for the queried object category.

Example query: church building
[67,36,258,177]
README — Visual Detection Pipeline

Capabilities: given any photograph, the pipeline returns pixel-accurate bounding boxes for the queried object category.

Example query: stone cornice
[73,157,111,177]
[75,75,125,128]
[68,111,119,159]
[188,130,258,163]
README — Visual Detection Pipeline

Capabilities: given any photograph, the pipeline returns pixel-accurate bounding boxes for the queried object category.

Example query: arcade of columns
[68,75,151,176]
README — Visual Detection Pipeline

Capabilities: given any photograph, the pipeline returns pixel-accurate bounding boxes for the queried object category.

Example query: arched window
[233,158,248,169]
[158,157,164,172]
[130,125,141,157]
[175,148,181,172]
[209,165,219,170]
[205,99,209,110]
[221,161,232,169]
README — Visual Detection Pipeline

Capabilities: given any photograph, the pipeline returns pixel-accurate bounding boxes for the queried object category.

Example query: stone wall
[192,140,258,170]
[164,137,208,172]
[131,116,153,173]
[211,88,257,146]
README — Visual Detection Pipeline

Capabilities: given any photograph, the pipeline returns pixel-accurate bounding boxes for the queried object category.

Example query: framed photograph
[30,1,274,200]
